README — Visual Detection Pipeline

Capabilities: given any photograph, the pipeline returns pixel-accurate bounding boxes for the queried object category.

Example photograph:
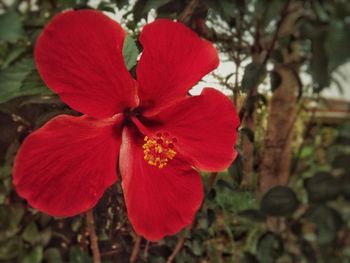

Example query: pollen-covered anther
[143,133,177,168]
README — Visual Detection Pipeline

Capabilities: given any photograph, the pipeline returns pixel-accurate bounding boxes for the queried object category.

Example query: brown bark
[240,0,291,187]
[258,65,298,196]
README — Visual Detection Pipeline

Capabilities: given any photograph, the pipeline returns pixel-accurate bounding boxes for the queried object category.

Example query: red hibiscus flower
[13,10,240,241]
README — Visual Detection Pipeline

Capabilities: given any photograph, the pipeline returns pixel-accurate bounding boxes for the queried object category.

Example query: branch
[130,235,142,263]
[178,0,199,24]
[208,172,219,189]
[144,240,150,259]
[262,0,291,65]
[239,0,291,121]
[86,210,101,263]
[166,232,187,263]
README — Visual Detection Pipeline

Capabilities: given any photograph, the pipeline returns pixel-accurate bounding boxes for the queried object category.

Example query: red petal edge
[136,19,219,115]
[13,114,122,217]
[147,88,240,172]
[119,126,203,241]
[35,10,138,118]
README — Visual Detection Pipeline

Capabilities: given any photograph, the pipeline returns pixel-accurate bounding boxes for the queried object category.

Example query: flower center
[143,132,177,169]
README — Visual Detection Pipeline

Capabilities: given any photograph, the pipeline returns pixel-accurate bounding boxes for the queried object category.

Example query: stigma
[143,132,177,168]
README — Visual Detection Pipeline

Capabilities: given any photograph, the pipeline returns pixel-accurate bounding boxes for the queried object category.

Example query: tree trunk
[258,65,298,196]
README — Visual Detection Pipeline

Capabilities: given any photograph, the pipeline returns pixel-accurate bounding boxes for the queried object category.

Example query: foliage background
[0,0,350,262]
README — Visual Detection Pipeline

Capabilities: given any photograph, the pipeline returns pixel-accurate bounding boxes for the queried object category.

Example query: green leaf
[204,0,239,21]
[270,50,284,64]
[242,252,259,263]
[38,214,51,228]
[0,205,24,241]
[22,222,39,245]
[270,70,282,92]
[305,172,340,203]
[0,237,23,260]
[257,232,283,263]
[260,186,299,217]
[0,58,52,104]
[115,0,128,9]
[340,175,350,200]
[0,115,18,171]
[239,209,266,222]
[1,45,27,68]
[241,63,266,92]
[39,227,52,246]
[133,0,172,23]
[191,239,203,256]
[71,216,82,232]
[22,246,43,263]
[0,11,25,42]
[122,34,139,70]
[303,205,342,245]
[310,35,330,91]
[44,248,63,263]
[207,188,216,200]
[197,217,209,229]
[216,189,258,213]
[332,153,350,173]
[216,179,235,191]
[157,1,187,18]
[207,208,215,227]
[245,93,267,117]
[228,153,243,187]
[254,0,287,30]
[325,22,350,71]
[97,2,115,13]
[69,246,92,263]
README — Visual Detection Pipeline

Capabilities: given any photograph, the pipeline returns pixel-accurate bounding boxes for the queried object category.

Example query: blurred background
[1,0,350,262]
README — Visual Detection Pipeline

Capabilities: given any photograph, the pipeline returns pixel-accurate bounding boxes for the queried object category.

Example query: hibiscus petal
[119,126,203,241]
[35,10,137,118]
[151,88,240,172]
[136,19,219,115]
[13,114,122,217]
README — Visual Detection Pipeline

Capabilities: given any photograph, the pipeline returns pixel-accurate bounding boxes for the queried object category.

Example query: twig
[86,210,101,263]
[208,172,219,189]
[234,60,241,105]
[178,0,199,24]
[130,235,142,263]
[144,240,150,259]
[166,233,187,263]
[262,0,291,65]
[100,248,122,256]
[11,114,31,127]
[233,10,244,105]
[239,0,291,121]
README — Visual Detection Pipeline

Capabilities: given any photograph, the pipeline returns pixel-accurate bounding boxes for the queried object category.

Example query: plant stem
[166,233,186,263]
[208,172,218,189]
[144,240,150,259]
[130,235,142,263]
[86,210,101,263]
[178,0,199,24]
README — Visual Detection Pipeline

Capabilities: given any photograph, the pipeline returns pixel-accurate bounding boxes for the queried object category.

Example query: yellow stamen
[143,132,177,168]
